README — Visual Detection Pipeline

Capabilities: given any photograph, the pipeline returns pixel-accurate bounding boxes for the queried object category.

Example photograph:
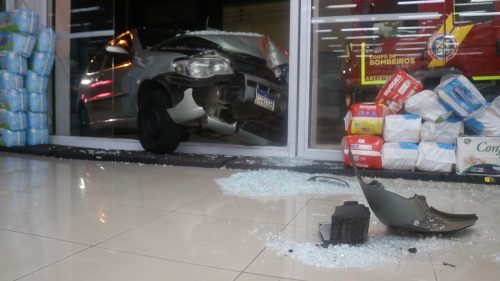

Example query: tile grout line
[91,245,242,275]
[13,246,92,281]
[169,190,219,212]
[74,197,173,214]
[279,197,314,232]
[236,272,307,281]
[429,254,439,281]
[232,198,313,281]
[92,212,171,247]
[173,210,289,226]
[0,227,92,247]
[174,195,313,228]
[233,247,268,281]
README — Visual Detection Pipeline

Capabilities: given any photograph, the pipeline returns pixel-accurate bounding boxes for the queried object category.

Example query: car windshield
[137,28,178,49]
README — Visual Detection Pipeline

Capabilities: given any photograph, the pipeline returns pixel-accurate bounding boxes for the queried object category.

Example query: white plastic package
[0,70,23,90]
[25,70,48,93]
[0,51,27,74]
[464,96,500,137]
[0,108,27,130]
[382,142,418,171]
[404,90,451,123]
[0,89,27,111]
[435,75,485,118]
[28,92,48,112]
[416,142,456,173]
[27,111,47,129]
[383,114,422,143]
[420,117,463,144]
[29,52,55,76]
[35,28,56,53]
[27,128,48,145]
[0,128,25,147]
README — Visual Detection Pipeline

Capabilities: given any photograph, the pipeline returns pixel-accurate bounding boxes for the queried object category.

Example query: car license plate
[254,87,275,111]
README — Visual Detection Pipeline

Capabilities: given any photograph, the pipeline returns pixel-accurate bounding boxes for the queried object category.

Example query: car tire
[137,89,181,154]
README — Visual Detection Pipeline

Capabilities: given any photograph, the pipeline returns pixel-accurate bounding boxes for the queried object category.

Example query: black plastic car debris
[319,201,370,247]
[307,176,350,187]
[349,150,478,233]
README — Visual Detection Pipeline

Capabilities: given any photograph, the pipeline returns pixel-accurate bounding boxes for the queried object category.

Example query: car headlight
[173,57,233,79]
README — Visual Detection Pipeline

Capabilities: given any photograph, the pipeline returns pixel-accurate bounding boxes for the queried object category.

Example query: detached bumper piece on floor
[349,150,478,233]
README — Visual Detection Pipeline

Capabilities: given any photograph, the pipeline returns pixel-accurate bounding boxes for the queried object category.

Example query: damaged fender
[349,150,478,233]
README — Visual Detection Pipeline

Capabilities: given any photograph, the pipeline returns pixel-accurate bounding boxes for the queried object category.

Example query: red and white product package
[375,69,424,114]
[344,103,386,135]
[342,135,384,169]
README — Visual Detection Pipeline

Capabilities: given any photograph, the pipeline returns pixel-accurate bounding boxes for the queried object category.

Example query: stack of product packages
[343,68,500,174]
[0,8,55,147]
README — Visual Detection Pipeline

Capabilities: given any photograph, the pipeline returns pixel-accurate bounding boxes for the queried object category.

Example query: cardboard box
[456,137,500,176]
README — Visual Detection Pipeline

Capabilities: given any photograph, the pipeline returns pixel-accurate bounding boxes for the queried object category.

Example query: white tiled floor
[0,152,499,281]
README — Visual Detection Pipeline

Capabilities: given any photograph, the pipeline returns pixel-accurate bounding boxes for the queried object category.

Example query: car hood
[185,31,288,68]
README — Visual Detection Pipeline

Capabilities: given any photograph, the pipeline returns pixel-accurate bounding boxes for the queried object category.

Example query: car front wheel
[137,89,181,154]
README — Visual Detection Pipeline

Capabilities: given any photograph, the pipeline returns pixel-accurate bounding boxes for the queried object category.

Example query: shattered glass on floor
[266,234,458,269]
[216,169,500,269]
[216,169,358,199]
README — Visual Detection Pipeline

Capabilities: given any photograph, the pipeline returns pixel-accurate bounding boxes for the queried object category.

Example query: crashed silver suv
[79,28,289,153]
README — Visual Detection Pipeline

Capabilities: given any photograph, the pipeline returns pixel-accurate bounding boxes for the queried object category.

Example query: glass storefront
[8,0,500,160]
[55,0,291,154]
[308,0,500,152]
[68,1,115,137]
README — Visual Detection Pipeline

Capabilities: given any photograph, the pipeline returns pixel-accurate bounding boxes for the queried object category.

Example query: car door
[96,32,135,128]
[83,47,113,127]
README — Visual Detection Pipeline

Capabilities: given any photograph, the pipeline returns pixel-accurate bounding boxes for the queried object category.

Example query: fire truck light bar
[326,4,357,9]
[312,13,441,24]
[397,0,444,5]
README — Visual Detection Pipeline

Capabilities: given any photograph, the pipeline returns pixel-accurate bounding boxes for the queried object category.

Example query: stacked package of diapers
[0,8,55,147]
[343,66,500,175]
[342,103,385,169]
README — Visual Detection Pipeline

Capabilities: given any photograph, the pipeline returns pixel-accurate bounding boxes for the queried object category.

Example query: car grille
[232,58,276,81]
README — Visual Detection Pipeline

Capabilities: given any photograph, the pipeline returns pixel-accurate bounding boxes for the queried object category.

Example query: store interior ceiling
[69,0,289,33]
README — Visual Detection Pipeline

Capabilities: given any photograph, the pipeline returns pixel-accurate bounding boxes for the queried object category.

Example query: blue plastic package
[0,9,38,34]
[0,108,27,130]
[435,75,486,118]
[0,32,36,57]
[464,96,500,137]
[28,92,48,112]
[25,71,48,93]
[27,111,47,129]
[10,8,39,34]
[29,52,54,76]
[0,128,26,147]
[35,28,56,53]
[0,70,23,90]
[27,127,48,145]
[0,51,27,74]
[0,89,28,111]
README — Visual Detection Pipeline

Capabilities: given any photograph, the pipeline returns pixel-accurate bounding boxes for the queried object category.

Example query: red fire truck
[343,0,500,103]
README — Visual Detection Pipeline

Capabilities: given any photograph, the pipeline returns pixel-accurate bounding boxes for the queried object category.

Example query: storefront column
[54,0,71,135]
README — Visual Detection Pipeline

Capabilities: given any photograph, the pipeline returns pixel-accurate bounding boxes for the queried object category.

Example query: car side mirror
[105,45,130,57]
